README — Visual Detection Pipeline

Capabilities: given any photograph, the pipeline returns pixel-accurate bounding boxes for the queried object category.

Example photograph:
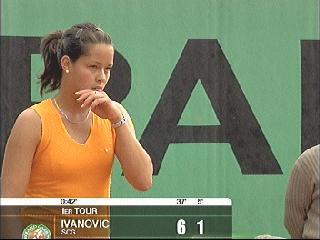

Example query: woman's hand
[75,90,122,123]
[76,90,153,191]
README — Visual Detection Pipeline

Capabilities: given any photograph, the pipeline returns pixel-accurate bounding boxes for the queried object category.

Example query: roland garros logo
[22,224,51,239]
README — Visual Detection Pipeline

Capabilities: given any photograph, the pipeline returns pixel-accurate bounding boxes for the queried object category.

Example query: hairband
[95,27,104,32]
[75,29,83,39]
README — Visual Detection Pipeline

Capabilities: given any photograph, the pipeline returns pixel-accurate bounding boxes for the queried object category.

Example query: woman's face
[68,43,114,92]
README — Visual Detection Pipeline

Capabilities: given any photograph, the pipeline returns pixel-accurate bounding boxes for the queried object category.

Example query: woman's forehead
[85,43,114,54]
[81,44,114,62]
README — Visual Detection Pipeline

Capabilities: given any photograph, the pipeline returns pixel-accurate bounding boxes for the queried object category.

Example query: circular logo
[22,224,51,239]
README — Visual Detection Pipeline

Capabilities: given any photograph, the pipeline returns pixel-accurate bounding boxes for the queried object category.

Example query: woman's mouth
[92,87,103,91]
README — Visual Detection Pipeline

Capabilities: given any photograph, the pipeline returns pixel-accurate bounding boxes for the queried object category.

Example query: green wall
[1,0,319,238]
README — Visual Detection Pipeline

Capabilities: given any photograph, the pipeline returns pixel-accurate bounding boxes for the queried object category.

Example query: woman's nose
[97,69,107,83]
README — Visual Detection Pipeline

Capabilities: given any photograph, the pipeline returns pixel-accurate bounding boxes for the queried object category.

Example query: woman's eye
[90,65,98,69]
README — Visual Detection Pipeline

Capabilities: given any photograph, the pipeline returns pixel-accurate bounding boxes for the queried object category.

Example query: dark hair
[39,22,112,95]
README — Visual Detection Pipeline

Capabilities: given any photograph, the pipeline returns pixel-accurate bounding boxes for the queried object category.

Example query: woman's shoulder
[16,107,42,127]
[30,99,53,112]
[11,107,42,142]
[14,99,53,131]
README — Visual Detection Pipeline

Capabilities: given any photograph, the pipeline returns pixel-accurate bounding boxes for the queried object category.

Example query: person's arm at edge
[1,108,41,197]
[284,159,312,239]
[113,103,153,191]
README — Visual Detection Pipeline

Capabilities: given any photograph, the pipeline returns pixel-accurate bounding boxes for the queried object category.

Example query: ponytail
[39,30,63,95]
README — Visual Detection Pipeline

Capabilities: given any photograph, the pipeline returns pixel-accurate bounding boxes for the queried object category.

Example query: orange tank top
[25,99,116,198]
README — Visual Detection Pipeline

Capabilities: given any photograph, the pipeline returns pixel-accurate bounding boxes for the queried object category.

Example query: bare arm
[114,103,153,191]
[1,108,41,197]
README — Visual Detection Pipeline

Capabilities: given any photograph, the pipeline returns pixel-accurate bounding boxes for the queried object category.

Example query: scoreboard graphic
[0,198,232,239]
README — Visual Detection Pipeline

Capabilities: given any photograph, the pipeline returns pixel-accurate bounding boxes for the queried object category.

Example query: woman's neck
[54,90,87,116]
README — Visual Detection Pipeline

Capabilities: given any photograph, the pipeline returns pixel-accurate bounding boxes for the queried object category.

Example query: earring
[66,69,69,74]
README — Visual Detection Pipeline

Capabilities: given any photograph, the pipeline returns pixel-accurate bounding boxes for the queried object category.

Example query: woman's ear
[60,55,71,74]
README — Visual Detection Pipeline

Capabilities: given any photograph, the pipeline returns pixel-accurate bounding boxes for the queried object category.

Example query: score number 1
[176,219,204,235]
